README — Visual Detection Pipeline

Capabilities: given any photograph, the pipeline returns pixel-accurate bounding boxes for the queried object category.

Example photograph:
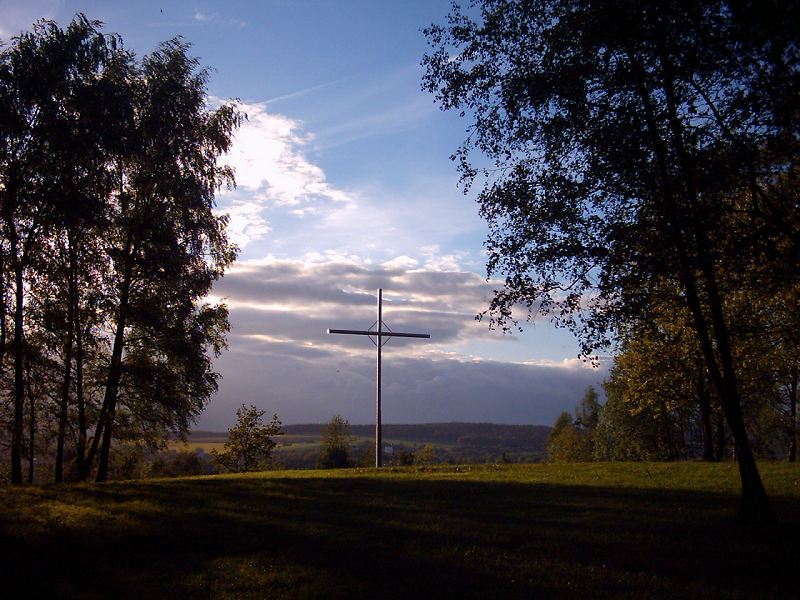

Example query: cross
[327,288,430,467]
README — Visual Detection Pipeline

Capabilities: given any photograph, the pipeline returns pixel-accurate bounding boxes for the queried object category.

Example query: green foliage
[552,411,573,435]
[317,415,353,469]
[423,0,799,521]
[390,448,417,467]
[149,450,218,479]
[211,405,282,473]
[417,443,436,466]
[597,285,800,462]
[548,389,601,462]
[547,423,592,463]
[575,386,601,432]
[0,15,241,483]
[595,373,680,461]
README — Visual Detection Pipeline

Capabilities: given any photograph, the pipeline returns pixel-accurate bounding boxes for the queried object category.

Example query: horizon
[190,420,556,433]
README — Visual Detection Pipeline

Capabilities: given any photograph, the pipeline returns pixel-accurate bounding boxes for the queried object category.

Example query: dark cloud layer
[200,259,606,429]
[200,349,607,428]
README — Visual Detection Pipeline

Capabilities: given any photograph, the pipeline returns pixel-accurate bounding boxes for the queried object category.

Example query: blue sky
[1,0,607,427]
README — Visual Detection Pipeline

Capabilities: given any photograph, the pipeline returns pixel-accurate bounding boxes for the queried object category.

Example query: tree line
[424,0,799,522]
[0,16,240,483]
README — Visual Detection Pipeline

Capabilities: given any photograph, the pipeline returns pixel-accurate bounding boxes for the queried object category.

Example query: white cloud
[382,256,418,270]
[192,9,247,27]
[220,199,271,248]
[215,101,354,250]
[223,102,351,205]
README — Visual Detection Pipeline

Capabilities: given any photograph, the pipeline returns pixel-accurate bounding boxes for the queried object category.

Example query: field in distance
[1,462,798,598]
[170,422,552,466]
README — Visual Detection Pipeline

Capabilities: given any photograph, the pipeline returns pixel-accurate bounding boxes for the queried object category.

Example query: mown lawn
[0,463,797,598]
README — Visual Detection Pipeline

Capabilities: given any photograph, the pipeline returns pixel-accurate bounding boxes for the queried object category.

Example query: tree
[211,405,282,473]
[598,282,800,462]
[597,359,705,462]
[0,16,240,483]
[318,415,353,469]
[423,0,799,523]
[0,16,122,483]
[89,38,239,482]
[546,411,591,462]
[575,386,602,432]
[417,443,437,466]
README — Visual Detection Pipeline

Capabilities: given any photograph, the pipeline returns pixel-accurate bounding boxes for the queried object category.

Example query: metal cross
[327,288,430,467]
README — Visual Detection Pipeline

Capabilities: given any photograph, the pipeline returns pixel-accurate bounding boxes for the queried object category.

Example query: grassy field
[1,462,798,598]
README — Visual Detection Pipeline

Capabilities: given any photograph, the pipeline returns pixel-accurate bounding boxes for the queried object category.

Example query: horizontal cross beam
[327,328,430,339]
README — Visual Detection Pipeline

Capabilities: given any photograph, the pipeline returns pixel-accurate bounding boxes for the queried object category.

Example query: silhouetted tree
[0,16,240,483]
[0,16,124,483]
[424,0,799,523]
[212,405,282,473]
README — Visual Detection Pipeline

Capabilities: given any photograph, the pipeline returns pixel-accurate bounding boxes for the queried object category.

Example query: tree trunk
[25,347,35,484]
[700,256,771,522]
[789,363,797,462]
[0,250,6,371]
[76,320,87,474]
[697,363,714,461]
[55,237,77,483]
[716,411,726,461]
[95,258,132,482]
[654,43,772,523]
[11,256,24,484]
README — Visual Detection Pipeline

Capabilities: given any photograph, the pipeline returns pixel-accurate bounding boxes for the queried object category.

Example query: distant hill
[189,422,552,467]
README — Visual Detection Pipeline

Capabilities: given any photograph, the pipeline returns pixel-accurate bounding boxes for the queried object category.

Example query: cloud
[193,9,247,28]
[382,256,418,270]
[215,257,496,348]
[215,101,354,249]
[202,257,607,428]
[202,348,606,429]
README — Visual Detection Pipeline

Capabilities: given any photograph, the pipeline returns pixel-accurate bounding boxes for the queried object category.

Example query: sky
[1,0,608,428]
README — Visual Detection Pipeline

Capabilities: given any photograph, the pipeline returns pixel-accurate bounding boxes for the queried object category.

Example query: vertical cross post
[327,288,430,467]
[376,289,382,468]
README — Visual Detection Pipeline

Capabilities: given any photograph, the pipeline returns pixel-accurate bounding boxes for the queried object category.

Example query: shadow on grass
[2,475,798,598]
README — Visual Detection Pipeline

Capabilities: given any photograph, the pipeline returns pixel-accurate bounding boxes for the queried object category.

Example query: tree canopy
[424,0,799,522]
[0,16,240,483]
[212,405,282,473]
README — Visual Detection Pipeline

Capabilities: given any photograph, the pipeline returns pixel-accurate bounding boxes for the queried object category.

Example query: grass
[1,462,798,598]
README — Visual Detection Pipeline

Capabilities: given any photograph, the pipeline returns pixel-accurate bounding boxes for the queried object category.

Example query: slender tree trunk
[95,257,132,482]
[25,347,35,484]
[11,254,24,484]
[716,411,726,460]
[76,320,87,473]
[55,237,77,483]
[697,363,714,460]
[650,42,772,523]
[697,250,771,521]
[789,363,797,462]
[0,250,6,371]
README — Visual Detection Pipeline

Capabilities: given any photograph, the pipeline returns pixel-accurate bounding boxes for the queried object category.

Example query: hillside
[187,422,552,467]
[1,463,798,598]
